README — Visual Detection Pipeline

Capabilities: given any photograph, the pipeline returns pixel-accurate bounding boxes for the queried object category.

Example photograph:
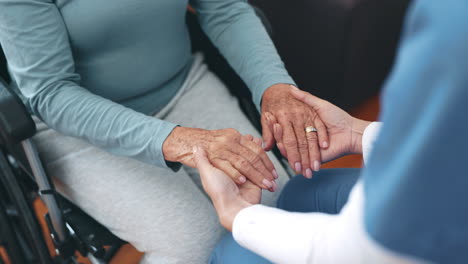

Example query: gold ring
[305,126,317,133]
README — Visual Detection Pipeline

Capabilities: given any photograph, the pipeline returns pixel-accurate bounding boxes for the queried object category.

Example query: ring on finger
[305,126,317,133]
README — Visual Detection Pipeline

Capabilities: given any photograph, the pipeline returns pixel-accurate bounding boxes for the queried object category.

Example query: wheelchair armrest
[0,78,36,146]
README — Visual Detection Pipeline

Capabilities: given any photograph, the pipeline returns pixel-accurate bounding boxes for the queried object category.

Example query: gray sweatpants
[32,54,290,263]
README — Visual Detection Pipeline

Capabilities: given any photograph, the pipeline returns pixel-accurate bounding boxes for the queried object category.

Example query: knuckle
[249,154,261,165]
[306,135,319,142]
[223,128,241,139]
[236,158,250,169]
[220,150,233,160]
[217,135,230,143]
[253,137,263,146]
[276,110,289,119]
[293,109,305,117]
[229,128,241,136]
[250,144,263,155]
[283,139,297,148]
[309,148,321,157]
[243,134,253,140]
[297,140,308,149]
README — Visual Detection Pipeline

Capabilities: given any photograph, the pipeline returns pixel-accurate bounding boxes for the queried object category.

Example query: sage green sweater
[0,0,294,168]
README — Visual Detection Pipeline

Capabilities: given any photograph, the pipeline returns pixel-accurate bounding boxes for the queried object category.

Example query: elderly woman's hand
[288,87,371,163]
[163,127,278,191]
[261,84,329,178]
[193,145,260,232]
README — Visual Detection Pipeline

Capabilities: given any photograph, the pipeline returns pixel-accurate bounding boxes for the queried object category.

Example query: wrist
[162,126,210,164]
[350,118,372,154]
[215,198,252,232]
[162,126,184,162]
[261,83,292,110]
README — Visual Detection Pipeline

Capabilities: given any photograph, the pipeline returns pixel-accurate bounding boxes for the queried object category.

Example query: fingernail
[271,180,278,192]
[295,162,302,173]
[272,169,279,179]
[305,168,313,179]
[322,141,329,148]
[290,85,299,90]
[314,161,321,172]
[262,178,273,189]
[239,176,246,183]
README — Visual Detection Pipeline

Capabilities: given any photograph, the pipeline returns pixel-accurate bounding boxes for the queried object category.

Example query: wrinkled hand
[194,145,261,231]
[261,84,329,178]
[289,88,371,162]
[163,127,278,191]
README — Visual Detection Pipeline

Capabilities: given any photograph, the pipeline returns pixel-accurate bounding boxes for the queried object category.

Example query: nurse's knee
[276,174,321,212]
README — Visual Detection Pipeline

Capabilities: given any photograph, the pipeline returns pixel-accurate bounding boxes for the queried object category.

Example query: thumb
[289,85,324,110]
[261,113,275,151]
[193,146,223,203]
[193,146,214,177]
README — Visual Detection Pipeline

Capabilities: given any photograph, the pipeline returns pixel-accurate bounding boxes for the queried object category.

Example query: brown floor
[1,95,380,264]
[322,95,381,169]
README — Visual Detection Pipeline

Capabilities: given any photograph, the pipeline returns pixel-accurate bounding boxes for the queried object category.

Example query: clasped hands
[162,83,331,193]
[193,86,372,231]
[163,84,370,205]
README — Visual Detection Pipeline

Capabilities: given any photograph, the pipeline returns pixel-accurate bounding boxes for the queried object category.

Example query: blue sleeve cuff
[151,121,182,171]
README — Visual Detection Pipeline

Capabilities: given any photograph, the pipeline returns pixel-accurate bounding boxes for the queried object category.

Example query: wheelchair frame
[0,78,124,264]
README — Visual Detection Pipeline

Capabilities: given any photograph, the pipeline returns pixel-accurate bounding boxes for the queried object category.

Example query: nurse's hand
[193,145,260,232]
[289,88,371,162]
[163,127,278,191]
[261,84,329,178]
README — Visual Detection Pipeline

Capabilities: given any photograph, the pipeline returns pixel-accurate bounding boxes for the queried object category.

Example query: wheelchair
[0,7,279,264]
[0,76,125,264]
